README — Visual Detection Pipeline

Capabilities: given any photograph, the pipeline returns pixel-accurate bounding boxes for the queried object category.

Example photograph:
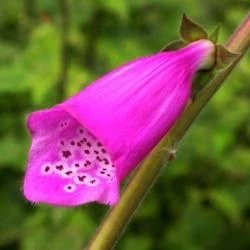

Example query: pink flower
[23,40,214,206]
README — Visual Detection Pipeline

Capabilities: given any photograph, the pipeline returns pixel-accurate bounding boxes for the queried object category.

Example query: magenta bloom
[23,40,214,206]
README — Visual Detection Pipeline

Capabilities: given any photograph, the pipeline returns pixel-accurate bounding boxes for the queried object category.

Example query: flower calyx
[161,14,240,71]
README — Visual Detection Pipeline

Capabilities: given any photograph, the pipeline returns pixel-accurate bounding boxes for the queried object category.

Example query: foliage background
[0,0,249,249]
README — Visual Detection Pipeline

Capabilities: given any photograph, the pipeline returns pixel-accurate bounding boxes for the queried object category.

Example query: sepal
[191,70,215,102]
[209,26,220,43]
[161,40,186,52]
[180,14,208,42]
[215,45,240,70]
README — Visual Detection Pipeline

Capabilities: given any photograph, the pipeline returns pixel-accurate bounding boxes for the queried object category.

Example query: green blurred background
[0,0,249,249]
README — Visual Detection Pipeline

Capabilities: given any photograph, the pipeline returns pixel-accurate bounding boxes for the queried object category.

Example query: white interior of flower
[40,118,116,193]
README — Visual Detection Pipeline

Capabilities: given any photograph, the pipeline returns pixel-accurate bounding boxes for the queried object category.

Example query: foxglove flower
[23,40,214,206]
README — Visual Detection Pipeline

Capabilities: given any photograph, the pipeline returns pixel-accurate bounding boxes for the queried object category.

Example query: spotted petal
[24,108,119,206]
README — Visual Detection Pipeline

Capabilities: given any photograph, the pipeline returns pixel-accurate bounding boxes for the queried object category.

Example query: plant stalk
[57,0,71,102]
[86,13,250,250]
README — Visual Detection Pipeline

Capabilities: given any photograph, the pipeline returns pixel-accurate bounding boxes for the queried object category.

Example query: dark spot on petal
[75,163,80,167]
[79,129,84,134]
[90,179,96,184]
[65,170,73,175]
[45,166,50,172]
[84,149,90,154]
[78,175,86,182]
[107,174,111,177]
[62,150,72,158]
[96,156,102,161]
[100,171,105,174]
[97,142,102,147]
[60,140,64,145]
[67,186,72,190]
[84,160,91,167]
[86,160,91,164]
[94,150,99,154]
[70,141,75,146]
[56,165,64,171]
[101,148,106,153]
[87,142,92,147]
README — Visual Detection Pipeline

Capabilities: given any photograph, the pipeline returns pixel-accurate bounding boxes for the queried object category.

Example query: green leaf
[0,134,28,167]
[21,208,96,250]
[209,189,241,224]
[98,0,129,20]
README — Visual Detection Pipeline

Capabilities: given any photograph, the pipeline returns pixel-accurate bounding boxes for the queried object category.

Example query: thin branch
[86,13,250,250]
[57,0,71,102]
[83,8,104,71]
[22,0,37,44]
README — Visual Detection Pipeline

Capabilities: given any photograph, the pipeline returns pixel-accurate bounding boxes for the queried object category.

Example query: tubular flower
[23,40,214,206]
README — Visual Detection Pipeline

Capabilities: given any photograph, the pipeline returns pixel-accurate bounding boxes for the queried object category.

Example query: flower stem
[86,13,250,250]
[57,0,71,102]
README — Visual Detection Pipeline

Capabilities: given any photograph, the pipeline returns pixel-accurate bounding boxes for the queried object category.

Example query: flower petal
[24,108,119,206]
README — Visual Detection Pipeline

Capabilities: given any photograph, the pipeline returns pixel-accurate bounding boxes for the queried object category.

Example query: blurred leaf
[0,169,27,247]
[21,208,95,250]
[98,0,129,20]
[0,66,29,93]
[120,235,152,250]
[0,134,29,167]
[22,23,60,105]
[209,189,241,223]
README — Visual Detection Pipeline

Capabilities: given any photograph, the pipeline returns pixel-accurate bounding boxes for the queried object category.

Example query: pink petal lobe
[24,108,119,206]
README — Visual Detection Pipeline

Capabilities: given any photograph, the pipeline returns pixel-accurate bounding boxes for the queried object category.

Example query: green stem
[86,13,250,250]
[57,0,71,102]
